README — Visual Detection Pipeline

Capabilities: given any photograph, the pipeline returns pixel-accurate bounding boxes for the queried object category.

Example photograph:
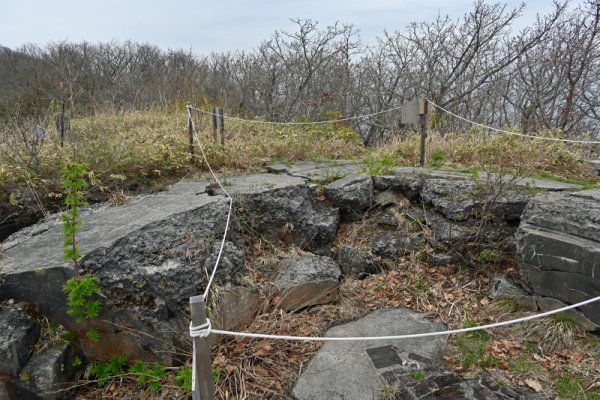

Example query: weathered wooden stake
[211,106,218,143]
[187,103,195,161]
[217,108,225,145]
[190,295,216,400]
[419,99,428,167]
[60,103,65,148]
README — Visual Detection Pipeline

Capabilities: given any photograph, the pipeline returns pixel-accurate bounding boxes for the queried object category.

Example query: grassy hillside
[1,108,598,236]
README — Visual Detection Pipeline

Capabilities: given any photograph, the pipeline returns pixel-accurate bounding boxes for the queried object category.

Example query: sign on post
[401,100,420,124]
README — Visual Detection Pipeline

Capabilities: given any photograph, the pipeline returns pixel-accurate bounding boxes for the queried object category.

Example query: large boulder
[0,308,40,379]
[516,189,600,325]
[271,256,341,311]
[324,174,373,212]
[0,174,325,364]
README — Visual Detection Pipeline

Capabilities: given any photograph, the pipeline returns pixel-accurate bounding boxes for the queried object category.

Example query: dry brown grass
[370,130,599,182]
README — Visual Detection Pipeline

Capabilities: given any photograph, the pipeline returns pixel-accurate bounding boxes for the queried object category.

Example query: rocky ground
[1,161,599,399]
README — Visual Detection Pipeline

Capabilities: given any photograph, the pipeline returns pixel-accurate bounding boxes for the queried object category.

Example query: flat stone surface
[573,188,600,201]
[268,162,584,191]
[293,308,446,400]
[266,160,361,181]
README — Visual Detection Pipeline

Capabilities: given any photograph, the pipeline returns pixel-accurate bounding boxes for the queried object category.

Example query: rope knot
[189,319,212,338]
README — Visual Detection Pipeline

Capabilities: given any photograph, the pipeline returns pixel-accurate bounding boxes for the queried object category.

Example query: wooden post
[187,103,195,161]
[217,108,224,145]
[418,99,428,167]
[211,106,218,143]
[190,295,216,400]
[60,103,65,148]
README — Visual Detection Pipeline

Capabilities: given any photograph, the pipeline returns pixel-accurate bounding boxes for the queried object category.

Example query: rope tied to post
[189,318,213,393]
[189,319,212,338]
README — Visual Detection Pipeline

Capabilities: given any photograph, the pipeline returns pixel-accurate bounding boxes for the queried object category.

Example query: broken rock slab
[271,256,340,311]
[265,160,362,181]
[1,173,329,364]
[293,308,446,400]
[233,175,339,251]
[324,173,373,213]
[0,308,40,379]
[516,189,600,325]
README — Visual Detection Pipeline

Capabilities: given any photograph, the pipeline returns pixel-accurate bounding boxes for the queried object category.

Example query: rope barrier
[187,106,233,299]
[189,104,403,126]
[428,100,600,145]
[205,295,600,341]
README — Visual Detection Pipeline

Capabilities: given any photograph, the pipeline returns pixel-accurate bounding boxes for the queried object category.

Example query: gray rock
[520,264,600,325]
[488,276,524,300]
[271,256,341,311]
[12,343,83,400]
[420,178,529,222]
[324,174,373,212]
[372,175,423,199]
[392,370,544,400]
[0,308,40,379]
[585,160,600,176]
[2,174,339,364]
[237,183,339,251]
[292,308,447,400]
[420,179,477,221]
[426,212,476,246]
[520,190,600,242]
[371,232,409,259]
[266,160,362,181]
[536,297,599,331]
[514,295,539,312]
[517,224,600,277]
[516,190,600,326]
[211,286,261,331]
[372,191,401,208]
[335,246,377,276]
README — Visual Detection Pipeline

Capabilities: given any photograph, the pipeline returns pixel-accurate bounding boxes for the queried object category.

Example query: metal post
[419,99,428,167]
[187,103,195,162]
[190,295,216,400]
[217,108,224,145]
[211,106,218,143]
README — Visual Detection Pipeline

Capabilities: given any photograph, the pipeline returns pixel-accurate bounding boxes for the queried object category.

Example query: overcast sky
[0,1,569,55]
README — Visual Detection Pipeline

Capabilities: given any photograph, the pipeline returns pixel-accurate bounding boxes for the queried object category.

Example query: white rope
[189,319,212,338]
[208,295,600,341]
[428,100,600,145]
[189,104,403,126]
[187,106,234,298]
